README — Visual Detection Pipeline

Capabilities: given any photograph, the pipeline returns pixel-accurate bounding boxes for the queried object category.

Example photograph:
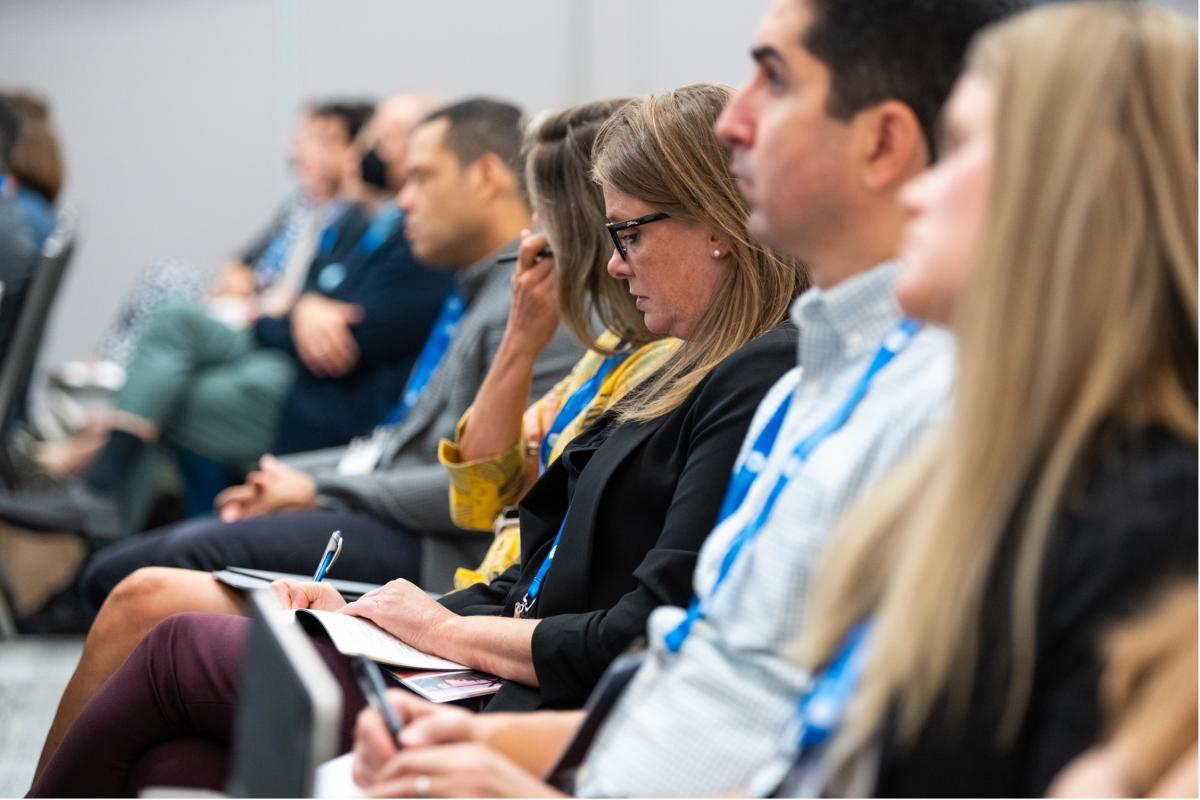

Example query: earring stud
[713,249,722,258]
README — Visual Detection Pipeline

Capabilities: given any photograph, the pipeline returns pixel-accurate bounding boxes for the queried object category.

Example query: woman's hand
[268,579,347,611]
[365,742,566,798]
[341,579,457,653]
[503,229,560,355]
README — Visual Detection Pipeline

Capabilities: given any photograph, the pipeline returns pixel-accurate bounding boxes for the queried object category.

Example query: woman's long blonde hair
[524,99,658,351]
[797,1,1198,757]
[591,83,808,422]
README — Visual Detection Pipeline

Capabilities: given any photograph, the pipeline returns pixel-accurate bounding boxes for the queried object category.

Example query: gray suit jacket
[283,241,584,590]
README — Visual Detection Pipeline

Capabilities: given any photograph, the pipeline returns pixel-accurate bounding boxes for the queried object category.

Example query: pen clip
[326,530,343,572]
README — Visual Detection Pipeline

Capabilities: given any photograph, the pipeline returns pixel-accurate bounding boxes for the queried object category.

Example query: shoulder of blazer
[695,324,798,400]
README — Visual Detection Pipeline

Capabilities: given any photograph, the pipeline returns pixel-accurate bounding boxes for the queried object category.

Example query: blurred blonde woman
[770,3,1197,796]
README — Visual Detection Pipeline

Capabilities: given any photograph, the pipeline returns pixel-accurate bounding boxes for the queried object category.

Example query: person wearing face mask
[0,96,457,549]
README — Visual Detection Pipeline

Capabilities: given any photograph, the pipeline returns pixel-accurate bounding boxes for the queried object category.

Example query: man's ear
[852,100,929,193]
[469,152,517,201]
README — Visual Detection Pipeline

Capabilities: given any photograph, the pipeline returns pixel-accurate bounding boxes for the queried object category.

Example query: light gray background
[0,0,1194,368]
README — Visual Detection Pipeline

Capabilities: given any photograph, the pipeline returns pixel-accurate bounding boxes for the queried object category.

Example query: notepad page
[297,609,467,671]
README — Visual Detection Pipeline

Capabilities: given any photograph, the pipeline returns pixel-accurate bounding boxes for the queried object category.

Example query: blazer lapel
[536,419,659,615]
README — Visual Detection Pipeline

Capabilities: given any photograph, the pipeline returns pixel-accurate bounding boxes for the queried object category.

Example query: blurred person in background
[0,89,64,251]
[0,96,40,364]
[0,97,459,550]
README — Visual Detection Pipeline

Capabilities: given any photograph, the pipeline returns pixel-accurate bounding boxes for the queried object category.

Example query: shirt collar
[790,260,904,373]
[456,238,519,303]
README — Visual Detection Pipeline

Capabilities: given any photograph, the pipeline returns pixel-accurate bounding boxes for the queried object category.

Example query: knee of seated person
[142,302,202,342]
[96,567,186,636]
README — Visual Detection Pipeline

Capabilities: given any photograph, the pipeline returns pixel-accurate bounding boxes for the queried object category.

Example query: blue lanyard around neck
[663,318,921,654]
[380,289,466,427]
[316,205,402,292]
[512,513,568,618]
[792,620,874,750]
[513,347,634,617]
[539,347,632,474]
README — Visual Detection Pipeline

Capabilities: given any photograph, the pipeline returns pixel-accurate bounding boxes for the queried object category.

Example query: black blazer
[254,205,457,454]
[871,426,1197,797]
[440,325,797,711]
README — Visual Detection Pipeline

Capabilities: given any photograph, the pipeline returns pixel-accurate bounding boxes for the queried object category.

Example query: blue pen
[312,530,343,582]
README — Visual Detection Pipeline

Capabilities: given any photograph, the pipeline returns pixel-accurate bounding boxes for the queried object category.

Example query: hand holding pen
[266,529,347,611]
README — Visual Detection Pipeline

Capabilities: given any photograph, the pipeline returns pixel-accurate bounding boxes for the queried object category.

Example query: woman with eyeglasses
[29,82,808,796]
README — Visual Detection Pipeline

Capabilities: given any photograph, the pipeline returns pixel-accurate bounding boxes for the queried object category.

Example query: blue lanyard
[317,205,402,292]
[381,289,466,426]
[793,620,874,750]
[539,347,632,473]
[513,513,568,618]
[663,318,921,654]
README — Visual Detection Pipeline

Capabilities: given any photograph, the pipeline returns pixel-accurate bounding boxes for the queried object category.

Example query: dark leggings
[28,613,368,798]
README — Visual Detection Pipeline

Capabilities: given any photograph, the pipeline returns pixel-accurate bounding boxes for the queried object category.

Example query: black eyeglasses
[606,212,670,261]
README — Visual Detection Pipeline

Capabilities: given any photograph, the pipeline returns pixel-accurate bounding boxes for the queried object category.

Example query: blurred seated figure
[87,98,370,372]
[0,89,64,251]
[0,96,458,539]
[1050,583,1198,798]
[0,96,40,364]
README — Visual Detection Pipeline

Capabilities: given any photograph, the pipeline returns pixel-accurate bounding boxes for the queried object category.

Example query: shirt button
[846,332,864,351]
[802,382,822,400]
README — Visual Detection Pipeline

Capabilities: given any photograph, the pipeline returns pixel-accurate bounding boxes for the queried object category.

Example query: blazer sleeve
[311,318,584,533]
[438,563,521,615]
[528,330,795,707]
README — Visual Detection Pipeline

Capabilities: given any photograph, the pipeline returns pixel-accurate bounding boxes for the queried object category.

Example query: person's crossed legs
[35,509,421,781]
[79,507,422,612]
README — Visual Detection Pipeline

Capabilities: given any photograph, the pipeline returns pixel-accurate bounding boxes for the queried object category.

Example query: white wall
[0,0,768,367]
[2,0,1193,369]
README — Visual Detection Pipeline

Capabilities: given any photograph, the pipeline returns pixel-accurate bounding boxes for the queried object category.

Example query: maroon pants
[28,612,368,798]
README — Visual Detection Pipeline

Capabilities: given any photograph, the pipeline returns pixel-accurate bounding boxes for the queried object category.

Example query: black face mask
[360,147,390,190]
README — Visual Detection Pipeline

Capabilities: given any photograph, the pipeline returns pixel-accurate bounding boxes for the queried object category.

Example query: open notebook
[294,609,468,671]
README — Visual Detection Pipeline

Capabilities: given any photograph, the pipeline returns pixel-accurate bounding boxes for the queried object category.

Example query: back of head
[593,83,807,422]
[801,0,1199,761]
[803,0,1028,158]
[0,97,19,172]
[372,94,441,190]
[1,92,65,203]
[525,98,656,349]
[311,99,376,144]
[420,97,528,203]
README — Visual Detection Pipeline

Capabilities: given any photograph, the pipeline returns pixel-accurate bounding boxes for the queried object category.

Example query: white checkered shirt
[575,262,955,797]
